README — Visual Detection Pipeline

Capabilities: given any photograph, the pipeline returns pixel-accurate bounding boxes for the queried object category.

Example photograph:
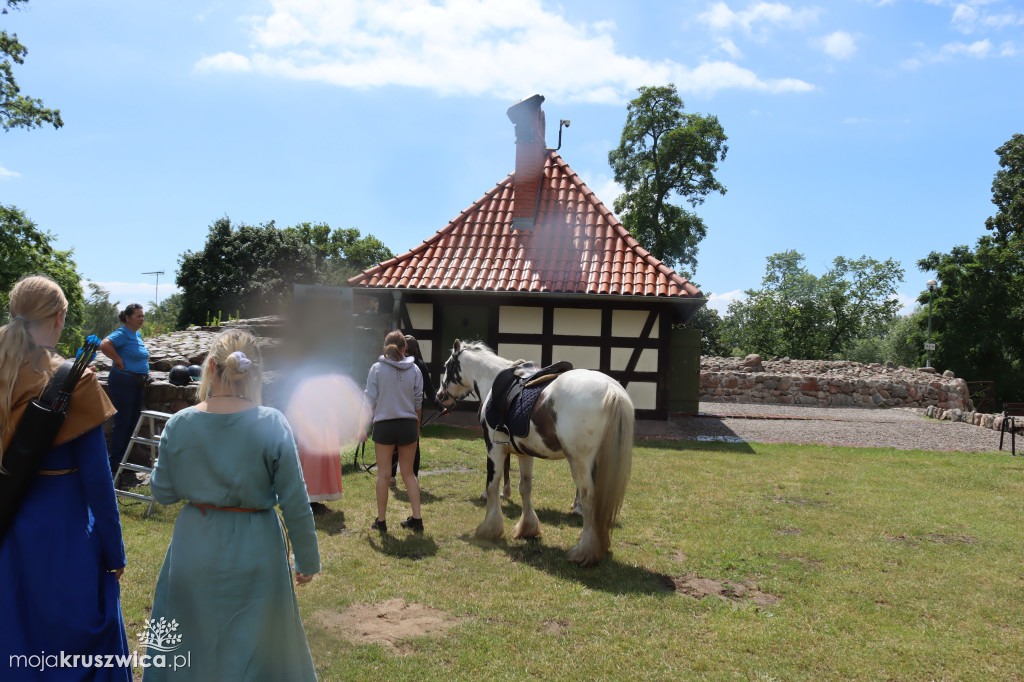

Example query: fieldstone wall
[92,317,288,415]
[700,355,973,411]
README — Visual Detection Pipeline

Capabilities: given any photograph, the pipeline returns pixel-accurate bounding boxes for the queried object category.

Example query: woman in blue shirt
[100,303,150,477]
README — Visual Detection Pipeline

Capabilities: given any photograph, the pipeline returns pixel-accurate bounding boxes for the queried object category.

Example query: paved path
[436,403,1011,453]
[653,403,1007,453]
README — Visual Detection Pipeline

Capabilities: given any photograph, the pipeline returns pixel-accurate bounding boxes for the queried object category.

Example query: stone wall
[97,323,973,417]
[700,355,973,411]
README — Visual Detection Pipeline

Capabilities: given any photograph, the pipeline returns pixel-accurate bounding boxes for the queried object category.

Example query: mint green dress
[144,406,321,681]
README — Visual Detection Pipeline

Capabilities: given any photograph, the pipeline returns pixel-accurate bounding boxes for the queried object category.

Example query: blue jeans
[107,368,144,473]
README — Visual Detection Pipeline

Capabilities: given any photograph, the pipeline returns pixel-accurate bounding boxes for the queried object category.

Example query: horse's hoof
[475,523,504,541]
[566,545,602,567]
[500,491,512,501]
[512,523,541,539]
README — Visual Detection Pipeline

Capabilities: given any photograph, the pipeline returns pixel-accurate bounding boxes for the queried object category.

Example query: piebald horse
[437,340,634,567]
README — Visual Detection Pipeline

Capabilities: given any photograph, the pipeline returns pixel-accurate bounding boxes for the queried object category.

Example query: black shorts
[372,418,418,446]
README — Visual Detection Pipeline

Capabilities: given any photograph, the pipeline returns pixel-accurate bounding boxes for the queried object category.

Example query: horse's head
[436,339,470,408]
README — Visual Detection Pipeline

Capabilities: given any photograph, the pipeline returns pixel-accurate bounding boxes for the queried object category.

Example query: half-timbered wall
[382,291,681,419]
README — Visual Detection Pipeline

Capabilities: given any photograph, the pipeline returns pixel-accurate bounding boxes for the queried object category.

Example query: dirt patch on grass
[770,495,830,508]
[780,554,824,568]
[886,533,979,545]
[776,527,803,536]
[669,573,780,606]
[543,619,570,636]
[315,599,464,653]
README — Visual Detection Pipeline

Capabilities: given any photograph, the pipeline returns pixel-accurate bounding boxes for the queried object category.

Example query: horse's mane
[460,341,526,366]
[460,340,494,354]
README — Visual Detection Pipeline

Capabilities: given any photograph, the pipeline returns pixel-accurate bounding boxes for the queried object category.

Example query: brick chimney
[506,94,546,232]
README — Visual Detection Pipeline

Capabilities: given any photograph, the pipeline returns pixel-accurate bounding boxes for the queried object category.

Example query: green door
[669,326,701,414]
[438,304,491,365]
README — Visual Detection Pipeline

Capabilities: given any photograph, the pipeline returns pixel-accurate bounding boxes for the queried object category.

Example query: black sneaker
[400,516,424,532]
[371,518,387,533]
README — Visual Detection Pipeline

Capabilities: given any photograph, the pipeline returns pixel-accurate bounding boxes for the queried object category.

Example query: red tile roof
[348,151,702,298]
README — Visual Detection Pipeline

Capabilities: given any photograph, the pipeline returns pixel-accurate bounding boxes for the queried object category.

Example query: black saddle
[484,361,573,453]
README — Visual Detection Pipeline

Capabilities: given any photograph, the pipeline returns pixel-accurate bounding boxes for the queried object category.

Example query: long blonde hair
[0,275,69,465]
[197,329,263,404]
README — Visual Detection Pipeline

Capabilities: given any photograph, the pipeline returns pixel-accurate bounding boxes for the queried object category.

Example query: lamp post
[926,279,937,368]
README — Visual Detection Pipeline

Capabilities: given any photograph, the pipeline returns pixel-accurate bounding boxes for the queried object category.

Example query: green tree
[176,218,394,327]
[81,281,120,339]
[723,250,904,360]
[0,204,83,353]
[140,293,183,338]
[608,84,727,274]
[919,134,1024,406]
[1,0,63,132]
[985,133,1023,242]
[685,300,730,356]
[286,223,393,285]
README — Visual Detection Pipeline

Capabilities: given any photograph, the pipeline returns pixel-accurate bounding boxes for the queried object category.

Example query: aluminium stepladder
[113,410,172,517]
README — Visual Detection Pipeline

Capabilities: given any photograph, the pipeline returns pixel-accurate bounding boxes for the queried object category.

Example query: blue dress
[0,426,132,681]
[144,406,320,681]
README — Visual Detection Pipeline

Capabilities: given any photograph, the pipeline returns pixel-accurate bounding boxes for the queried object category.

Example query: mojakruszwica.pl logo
[137,617,183,652]
[6,618,192,672]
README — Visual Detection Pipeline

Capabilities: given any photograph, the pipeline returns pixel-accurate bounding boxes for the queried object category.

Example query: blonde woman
[0,275,130,681]
[364,330,423,533]
[145,329,320,681]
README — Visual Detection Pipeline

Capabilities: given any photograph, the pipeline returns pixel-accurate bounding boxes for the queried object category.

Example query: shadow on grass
[421,424,481,441]
[367,532,439,560]
[637,438,759,455]
[460,533,674,595]
[315,510,349,536]
[393,487,444,504]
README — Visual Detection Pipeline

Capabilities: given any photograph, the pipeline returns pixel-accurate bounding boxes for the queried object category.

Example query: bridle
[437,347,481,408]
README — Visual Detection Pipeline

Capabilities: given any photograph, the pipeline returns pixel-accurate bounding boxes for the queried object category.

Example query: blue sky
[3,0,1022,315]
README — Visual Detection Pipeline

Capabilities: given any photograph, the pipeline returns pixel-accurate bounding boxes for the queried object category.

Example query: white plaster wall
[499,306,543,334]
[612,310,658,338]
[553,345,601,370]
[625,382,657,410]
[553,308,601,336]
[406,303,433,330]
[610,347,659,372]
[418,339,432,362]
[498,343,543,365]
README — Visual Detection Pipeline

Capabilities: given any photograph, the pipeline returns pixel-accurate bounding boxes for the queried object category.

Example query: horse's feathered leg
[565,453,600,566]
[501,453,512,500]
[512,454,541,539]
[475,437,507,540]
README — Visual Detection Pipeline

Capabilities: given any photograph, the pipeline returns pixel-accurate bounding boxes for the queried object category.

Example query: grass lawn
[118,425,1024,680]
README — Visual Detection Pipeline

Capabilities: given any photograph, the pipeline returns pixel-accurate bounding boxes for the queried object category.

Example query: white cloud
[892,292,919,316]
[0,164,20,179]
[585,174,623,209]
[843,116,874,124]
[698,1,821,35]
[85,281,181,307]
[706,289,745,314]
[195,51,253,72]
[939,38,993,58]
[196,0,814,101]
[951,1,1022,34]
[1000,40,1017,56]
[817,30,858,60]
[901,36,1000,67]
[719,38,745,59]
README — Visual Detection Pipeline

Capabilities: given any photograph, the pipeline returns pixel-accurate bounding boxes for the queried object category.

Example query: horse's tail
[591,383,634,556]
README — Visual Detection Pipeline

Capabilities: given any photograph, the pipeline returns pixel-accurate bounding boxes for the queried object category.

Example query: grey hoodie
[364,355,423,422]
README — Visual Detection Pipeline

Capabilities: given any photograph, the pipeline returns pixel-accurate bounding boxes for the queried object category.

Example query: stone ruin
[700,354,972,411]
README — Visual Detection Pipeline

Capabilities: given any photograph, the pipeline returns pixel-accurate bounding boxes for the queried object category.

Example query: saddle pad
[505,382,547,440]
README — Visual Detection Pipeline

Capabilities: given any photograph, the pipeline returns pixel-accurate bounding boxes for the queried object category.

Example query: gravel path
[659,403,1008,453]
